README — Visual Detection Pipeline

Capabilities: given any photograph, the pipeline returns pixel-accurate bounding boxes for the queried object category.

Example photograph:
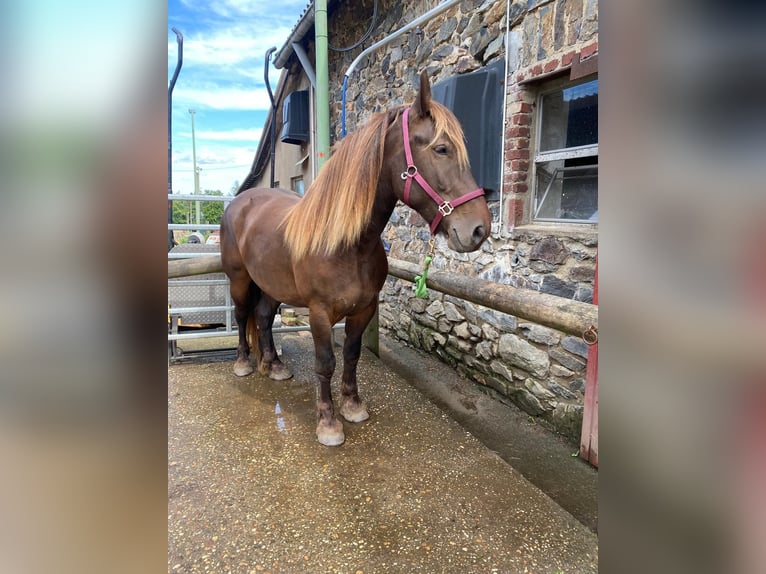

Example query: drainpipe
[314,0,330,170]
[498,0,511,233]
[264,46,277,188]
[341,0,462,136]
[168,27,183,251]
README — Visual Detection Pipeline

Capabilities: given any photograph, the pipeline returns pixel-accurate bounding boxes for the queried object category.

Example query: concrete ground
[169,331,598,573]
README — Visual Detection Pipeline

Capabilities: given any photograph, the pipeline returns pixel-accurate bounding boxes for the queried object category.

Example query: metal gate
[167,193,343,362]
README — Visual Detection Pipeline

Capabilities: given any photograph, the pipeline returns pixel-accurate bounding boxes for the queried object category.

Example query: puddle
[274,401,288,433]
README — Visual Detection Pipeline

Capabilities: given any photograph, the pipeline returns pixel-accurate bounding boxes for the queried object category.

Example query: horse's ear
[412,70,432,118]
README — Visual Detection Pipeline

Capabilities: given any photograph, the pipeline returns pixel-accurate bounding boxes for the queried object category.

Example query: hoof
[316,419,345,446]
[268,361,293,381]
[340,399,369,423]
[233,359,253,377]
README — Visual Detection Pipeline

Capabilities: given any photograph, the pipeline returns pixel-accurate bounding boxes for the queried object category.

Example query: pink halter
[400,107,485,235]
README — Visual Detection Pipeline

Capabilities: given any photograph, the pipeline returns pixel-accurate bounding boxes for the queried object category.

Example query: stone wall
[320,0,598,441]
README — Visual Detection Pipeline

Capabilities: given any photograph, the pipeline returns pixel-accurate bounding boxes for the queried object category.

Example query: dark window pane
[540,79,598,152]
[535,161,598,222]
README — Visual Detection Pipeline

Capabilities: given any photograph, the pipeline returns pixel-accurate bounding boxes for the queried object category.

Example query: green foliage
[172,199,193,224]
[201,189,224,225]
[171,190,226,225]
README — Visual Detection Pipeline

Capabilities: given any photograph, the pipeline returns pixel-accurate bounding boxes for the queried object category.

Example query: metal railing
[167,193,343,359]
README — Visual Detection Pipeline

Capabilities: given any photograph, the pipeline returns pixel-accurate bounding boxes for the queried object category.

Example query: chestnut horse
[220,71,491,446]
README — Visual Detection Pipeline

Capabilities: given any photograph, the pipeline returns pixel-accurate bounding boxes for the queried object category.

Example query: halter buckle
[401,165,418,180]
[438,202,454,217]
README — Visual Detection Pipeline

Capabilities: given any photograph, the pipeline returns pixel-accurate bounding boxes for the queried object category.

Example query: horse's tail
[247,282,261,362]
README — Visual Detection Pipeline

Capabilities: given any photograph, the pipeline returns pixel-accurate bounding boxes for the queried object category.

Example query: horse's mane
[281,101,469,260]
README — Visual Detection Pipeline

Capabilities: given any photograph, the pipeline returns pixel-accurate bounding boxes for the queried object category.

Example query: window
[291,176,305,196]
[533,78,598,222]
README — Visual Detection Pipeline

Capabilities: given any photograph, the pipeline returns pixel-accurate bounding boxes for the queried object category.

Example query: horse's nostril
[472,224,487,243]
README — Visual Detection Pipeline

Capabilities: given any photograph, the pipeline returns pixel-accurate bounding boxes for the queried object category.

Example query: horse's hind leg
[338,301,375,423]
[231,277,257,377]
[254,293,293,381]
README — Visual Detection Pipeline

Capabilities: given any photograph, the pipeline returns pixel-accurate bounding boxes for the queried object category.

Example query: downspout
[314,0,330,170]
[264,46,277,188]
[168,27,183,251]
[498,0,511,233]
[341,0,462,137]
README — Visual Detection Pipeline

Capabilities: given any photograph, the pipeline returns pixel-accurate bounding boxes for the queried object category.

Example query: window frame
[532,75,598,224]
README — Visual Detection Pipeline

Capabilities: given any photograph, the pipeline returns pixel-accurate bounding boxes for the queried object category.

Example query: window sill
[494,221,598,244]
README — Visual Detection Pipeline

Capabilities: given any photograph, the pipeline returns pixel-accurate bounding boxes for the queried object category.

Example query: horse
[220,71,491,446]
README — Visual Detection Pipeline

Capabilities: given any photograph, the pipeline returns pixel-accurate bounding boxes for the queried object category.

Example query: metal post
[314,0,330,171]
[264,47,277,188]
[168,27,183,251]
[189,108,200,224]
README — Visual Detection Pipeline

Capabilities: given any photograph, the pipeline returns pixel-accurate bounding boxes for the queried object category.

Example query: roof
[273,1,342,69]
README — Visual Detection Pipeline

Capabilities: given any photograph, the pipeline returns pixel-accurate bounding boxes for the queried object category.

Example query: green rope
[413,255,433,298]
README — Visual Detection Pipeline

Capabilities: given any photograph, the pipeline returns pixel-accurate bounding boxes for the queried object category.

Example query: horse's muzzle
[448,222,489,252]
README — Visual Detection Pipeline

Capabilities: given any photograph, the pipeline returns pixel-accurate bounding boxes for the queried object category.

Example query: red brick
[510,171,528,182]
[507,88,527,102]
[581,41,598,60]
[512,114,531,126]
[507,198,524,226]
[530,64,543,76]
[511,160,530,171]
[511,137,530,149]
[543,58,560,73]
[512,182,528,193]
[507,126,531,138]
[506,149,530,160]
[519,102,533,113]
[562,51,576,67]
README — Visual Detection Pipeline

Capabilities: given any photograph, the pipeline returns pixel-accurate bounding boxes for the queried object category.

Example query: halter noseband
[400,107,485,235]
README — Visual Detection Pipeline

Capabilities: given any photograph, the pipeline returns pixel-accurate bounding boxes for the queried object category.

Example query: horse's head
[388,71,492,253]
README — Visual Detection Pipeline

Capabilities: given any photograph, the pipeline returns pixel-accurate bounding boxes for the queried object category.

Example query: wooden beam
[168,255,598,337]
[387,258,597,337]
[168,255,223,278]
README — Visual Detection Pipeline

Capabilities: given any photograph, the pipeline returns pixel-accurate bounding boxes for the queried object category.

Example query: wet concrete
[378,339,599,534]
[169,332,598,573]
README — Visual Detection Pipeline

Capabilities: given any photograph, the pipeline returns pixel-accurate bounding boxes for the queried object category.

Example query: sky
[168,0,310,196]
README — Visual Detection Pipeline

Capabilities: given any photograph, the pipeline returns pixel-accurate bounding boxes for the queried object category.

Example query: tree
[172,199,192,224]
[201,189,224,225]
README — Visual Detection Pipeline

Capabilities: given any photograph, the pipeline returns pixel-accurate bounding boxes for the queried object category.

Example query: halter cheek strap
[400,107,485,235]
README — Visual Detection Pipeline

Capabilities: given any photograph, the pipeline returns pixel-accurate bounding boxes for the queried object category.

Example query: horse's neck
[358,178,399,251]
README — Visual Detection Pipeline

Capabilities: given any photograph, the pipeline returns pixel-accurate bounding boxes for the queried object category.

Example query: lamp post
[189,108,201,224]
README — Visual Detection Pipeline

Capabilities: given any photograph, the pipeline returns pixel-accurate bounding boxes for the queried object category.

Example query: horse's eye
[433,144,449,156]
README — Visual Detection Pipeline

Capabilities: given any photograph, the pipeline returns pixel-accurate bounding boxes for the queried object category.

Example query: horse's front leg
[338,301,376,423]
[309,307,344,446]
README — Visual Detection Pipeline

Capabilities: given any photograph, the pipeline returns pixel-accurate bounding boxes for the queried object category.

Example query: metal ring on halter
[438,202,454,216]
[401,165,418,180]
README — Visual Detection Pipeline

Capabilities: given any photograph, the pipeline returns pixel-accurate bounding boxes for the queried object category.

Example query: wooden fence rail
[168,255,598,337]
[168,255,224,279]
[386,258,597,337]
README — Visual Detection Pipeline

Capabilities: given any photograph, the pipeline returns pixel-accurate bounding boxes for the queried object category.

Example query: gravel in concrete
[169,332,598,573]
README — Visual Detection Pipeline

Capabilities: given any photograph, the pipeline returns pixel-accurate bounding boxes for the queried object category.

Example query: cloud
[189,128,263,142]
[169,27,291,70]
[182,0,308,22]
[172,87,273,111]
